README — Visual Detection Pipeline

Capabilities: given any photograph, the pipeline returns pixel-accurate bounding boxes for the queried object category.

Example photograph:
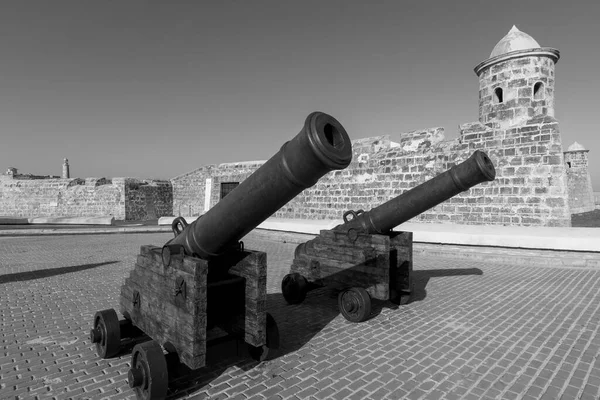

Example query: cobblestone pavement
[1,233,599,400]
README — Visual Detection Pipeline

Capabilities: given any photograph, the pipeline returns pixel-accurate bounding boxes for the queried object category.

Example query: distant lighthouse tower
[62,158,70,179]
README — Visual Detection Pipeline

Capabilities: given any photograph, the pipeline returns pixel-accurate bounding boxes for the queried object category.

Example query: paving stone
[1,233,600,399]
[347,389,369,400]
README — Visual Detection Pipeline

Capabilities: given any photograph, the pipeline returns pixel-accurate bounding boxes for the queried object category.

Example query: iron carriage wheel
[90,309,121,358]
[281,273,308,304]
[338,287,372,323]
[128,340,168,400]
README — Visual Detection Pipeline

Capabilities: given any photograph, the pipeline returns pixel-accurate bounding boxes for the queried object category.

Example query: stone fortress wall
[174,114,572,227]
[279,116,572,227]
[0,174,172,221]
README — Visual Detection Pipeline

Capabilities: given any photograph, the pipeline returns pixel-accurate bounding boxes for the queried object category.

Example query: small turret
[564,142,594,213]
[5,167,18,176]
[474,26,560,129]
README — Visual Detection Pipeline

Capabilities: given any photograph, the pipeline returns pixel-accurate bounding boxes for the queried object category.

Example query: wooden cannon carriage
[282,150,496,322]
[89,111,352,400]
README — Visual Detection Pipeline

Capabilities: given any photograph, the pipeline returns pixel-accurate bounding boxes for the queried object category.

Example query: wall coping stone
[158,216,600,252]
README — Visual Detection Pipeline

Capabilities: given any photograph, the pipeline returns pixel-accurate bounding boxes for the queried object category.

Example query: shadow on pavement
[0,261,119,284]
[124,267,484,398]
[161,289,341,399]
[411,268,483,302]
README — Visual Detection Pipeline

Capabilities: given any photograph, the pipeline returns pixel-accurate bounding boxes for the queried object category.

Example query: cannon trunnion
[89,112,352,400]
[282,150,496,322]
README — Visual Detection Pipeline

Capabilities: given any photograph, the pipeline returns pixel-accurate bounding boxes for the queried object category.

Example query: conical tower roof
[490,26,541,58]
[567,142,587,151]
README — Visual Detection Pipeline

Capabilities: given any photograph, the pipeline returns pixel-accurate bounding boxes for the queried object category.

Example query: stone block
[526,197,542,204]
[515,58,531,66]
[524,156,542,164]
[463,133,481,141]
[546,155,562,165]
[510,158,523,166]
[508,78,528,88]
[546,198,565,207]
[522,216,542,225]
[518,87,532,97]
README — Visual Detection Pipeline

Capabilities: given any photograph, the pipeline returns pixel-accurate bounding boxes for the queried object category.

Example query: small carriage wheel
[90,309,121,358]
[248,313,280,362]
[281,273,308,304]
[128,340,168,400]
[338,287,372,323]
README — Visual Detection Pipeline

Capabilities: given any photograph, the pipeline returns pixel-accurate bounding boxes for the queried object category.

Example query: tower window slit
[533,82,544,100]
[494,87,503,104]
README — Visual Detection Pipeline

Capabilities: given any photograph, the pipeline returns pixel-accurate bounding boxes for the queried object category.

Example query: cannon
[89,111,352,400]
[281,150,496,322]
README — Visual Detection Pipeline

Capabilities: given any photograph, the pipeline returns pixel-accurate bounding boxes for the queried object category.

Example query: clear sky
[1,1,599,189]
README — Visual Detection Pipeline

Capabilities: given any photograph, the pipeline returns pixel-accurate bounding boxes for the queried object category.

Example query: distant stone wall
[595,192,600,209]
[58,178,125,219]
[172,115,571,227]
[0,176,125,219]
[0,176,173,220]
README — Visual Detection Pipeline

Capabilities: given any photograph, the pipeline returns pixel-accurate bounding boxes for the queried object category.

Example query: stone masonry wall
[172,115,571,227]
[57,178,125,219]
[171,161,264,217]
[124,179,173,220]
[273,116,569,227]
[171,166,210,217]
[0,176,173,220]
[0,176,126,219]
[479,56,555,129]
[564,151,595,214]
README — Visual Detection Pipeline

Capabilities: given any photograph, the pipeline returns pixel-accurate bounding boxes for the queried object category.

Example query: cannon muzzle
[165,111,352,261]
[337,150,496,235]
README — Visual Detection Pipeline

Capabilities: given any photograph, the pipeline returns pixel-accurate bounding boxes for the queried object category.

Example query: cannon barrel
[337,150,496,235]
[166,111,352,260]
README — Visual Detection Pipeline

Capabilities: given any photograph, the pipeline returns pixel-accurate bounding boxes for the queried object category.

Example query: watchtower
[474,26,560,129]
